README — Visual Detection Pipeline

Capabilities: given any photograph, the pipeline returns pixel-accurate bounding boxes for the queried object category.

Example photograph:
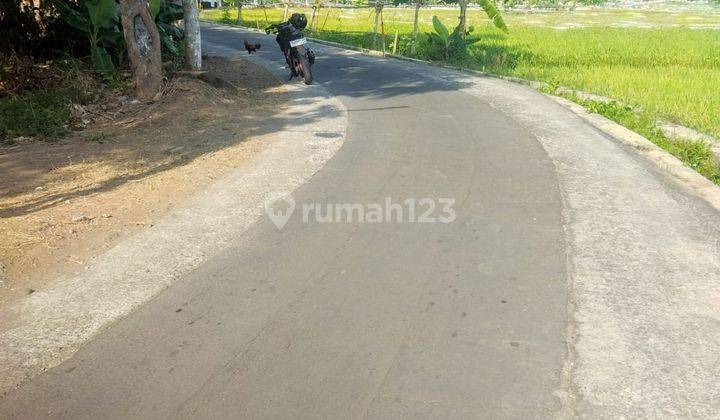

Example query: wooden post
[380,7,386,56]
[392,29,398,55]
[310,2,320,29]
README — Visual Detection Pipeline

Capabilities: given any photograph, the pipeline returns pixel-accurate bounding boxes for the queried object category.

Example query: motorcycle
[267,23,315,85]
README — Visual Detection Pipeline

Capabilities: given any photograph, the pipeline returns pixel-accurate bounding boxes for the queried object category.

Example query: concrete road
[1,26,718,418]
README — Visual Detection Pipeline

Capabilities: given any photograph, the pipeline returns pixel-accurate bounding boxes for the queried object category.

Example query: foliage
[52,0,122,77]
[52,0,184,76]
[0,58,102,141]
[0,0,86,59]
[423,16,463,60]
[155,0,186,56]
[477,0,507,33]
[423,11,504,61]
[0,90,72,141]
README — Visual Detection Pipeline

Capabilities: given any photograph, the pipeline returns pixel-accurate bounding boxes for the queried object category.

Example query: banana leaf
[476,0,508,33]
[91,44,115,76]
[85,0,117,31]
[432,16,449,41]
[52,0,91,34]
[150,0,162,18]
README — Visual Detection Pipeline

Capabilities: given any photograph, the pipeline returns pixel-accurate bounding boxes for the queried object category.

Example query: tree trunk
[183,0,201,70]
[372,4,382,50]
[458,0,467,38]
[411,1,420,52]
[119,0,163,102]
[236,3,243,25]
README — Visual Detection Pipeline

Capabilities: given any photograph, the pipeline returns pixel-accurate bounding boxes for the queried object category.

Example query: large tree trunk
[236,2,243,25]
[457,0,467,38]
[183,0,201,70]
[119,0,162,102]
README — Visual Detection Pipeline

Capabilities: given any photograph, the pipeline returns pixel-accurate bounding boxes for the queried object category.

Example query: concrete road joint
[0,45,348,396]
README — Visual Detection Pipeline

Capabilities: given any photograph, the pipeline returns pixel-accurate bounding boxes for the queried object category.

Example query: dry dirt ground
[0,57,287,305]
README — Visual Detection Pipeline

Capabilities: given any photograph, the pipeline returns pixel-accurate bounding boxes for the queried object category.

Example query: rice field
[202,6,720,141]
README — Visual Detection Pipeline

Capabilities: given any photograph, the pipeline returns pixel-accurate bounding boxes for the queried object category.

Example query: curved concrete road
[1,26,719,418]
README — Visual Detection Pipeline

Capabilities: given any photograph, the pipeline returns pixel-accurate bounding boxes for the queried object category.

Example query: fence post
[392,29,398,55]
[380,6,386,56]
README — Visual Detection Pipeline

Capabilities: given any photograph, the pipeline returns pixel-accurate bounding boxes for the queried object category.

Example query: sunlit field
[202,6,720,142]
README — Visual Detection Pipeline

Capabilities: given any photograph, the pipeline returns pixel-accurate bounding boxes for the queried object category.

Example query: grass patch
[1,58,104,142]
[566,95,720,183]
[0,90,72,141]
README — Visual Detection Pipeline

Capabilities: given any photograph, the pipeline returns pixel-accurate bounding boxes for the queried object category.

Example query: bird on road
[244,40,261,54]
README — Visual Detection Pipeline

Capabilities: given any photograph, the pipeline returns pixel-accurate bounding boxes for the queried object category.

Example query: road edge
[296,28,720,214]
[0,50,348,396]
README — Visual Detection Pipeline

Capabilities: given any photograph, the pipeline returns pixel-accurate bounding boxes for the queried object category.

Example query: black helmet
[290,13,307,30]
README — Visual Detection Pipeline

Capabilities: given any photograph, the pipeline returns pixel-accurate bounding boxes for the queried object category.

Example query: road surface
[1,26,718,418]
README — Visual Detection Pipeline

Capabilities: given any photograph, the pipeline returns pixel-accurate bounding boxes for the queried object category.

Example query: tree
[410,0,424,52]
[457,0,468,38]
[226,0,243,25]
[182,0,201,70]
[119,0,163,101]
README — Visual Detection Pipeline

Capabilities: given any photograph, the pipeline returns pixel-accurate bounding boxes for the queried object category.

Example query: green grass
[202,6,720,182]
[566,96,720,183]
[0,90,72,141]
[1,58,104,142]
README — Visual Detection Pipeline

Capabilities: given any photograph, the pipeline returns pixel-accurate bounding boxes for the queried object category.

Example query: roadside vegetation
[1,0,199,144]
[202,1,720,184]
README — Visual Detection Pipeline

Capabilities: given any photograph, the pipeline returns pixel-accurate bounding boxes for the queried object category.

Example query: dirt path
[0,57,287,305]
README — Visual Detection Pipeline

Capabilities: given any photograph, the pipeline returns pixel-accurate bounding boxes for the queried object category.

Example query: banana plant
[86,0,118,76]
[52,0,120,77]
[152,0,185,56]
[426,0,508,61]
[427,16,452,60]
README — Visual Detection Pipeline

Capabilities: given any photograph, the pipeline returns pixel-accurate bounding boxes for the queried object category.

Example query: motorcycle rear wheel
[296,54,313,85]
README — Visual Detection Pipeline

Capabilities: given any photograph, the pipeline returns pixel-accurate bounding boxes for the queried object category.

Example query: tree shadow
[0,56,321,218]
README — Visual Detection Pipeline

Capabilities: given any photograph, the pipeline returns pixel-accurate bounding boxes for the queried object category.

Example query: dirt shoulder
[0,57,287,305]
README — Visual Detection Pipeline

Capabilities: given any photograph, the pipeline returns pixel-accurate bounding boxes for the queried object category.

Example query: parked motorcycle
[266,14,315,85]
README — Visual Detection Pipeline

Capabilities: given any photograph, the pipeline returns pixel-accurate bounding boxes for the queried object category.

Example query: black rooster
[244,40,261,54]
